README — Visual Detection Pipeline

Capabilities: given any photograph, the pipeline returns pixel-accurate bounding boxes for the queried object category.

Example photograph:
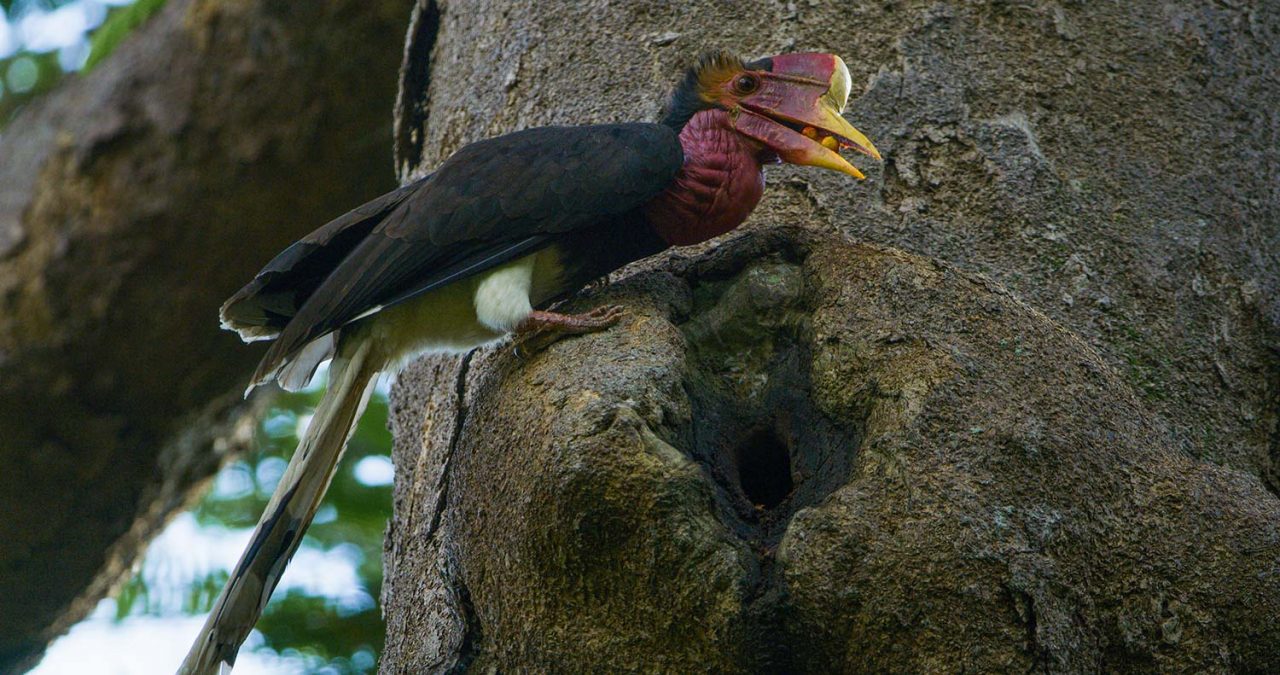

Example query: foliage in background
[7,3,397,671]
[0,0,168,125]
[7,1,396,671]
[113,385,394,674]
[0,49,60,123]
[83,0,162,69]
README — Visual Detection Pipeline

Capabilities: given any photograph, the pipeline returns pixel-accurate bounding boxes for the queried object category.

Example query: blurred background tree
[0,0,408,671]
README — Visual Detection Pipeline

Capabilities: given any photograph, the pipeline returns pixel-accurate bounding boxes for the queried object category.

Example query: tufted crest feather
[660,49,747,130]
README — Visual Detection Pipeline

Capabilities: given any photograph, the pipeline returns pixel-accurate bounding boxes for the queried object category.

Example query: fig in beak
[731,53,881,180]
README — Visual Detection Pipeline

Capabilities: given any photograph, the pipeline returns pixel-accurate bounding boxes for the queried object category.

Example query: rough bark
[386,227,1279,671]
[0,0,409,669]
[383,0,1279,670]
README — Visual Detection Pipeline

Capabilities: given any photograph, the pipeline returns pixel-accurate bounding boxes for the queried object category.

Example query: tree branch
[0,0,411,668]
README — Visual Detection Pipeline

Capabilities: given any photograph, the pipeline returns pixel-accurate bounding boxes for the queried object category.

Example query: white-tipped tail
[178,338,380,674]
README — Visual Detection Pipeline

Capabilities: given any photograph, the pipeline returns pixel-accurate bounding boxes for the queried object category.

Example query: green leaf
[113,386,393,668]
[84,0,167,71]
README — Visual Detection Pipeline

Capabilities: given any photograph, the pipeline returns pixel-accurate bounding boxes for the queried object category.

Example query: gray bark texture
[382,0,1280,671]
[0,0,409,669]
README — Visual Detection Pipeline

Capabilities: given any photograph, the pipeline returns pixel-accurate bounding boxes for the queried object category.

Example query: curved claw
[582,304,626,326]
[511,305,628,360]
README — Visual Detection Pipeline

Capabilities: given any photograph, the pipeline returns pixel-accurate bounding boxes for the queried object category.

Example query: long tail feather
[179,339,380,674]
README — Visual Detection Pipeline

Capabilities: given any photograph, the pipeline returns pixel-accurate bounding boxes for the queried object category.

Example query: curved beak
[732,54,881,180]
[736,102,880,180]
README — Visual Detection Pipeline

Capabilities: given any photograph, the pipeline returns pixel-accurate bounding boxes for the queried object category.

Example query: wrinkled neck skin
[644,109,768,247]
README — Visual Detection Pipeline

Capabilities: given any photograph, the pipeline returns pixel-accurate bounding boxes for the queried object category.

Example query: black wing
[220,181,423,341]
[240,123,682,383]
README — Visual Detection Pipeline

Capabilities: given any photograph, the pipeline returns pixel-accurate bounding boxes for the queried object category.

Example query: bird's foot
[512,305,626,359]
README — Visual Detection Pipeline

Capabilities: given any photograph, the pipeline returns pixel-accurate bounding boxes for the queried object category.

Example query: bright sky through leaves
[11,5,397,671]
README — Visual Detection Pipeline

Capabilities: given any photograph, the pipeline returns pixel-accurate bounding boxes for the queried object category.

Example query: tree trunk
[381,0,1279,670]
[0,0,410,669]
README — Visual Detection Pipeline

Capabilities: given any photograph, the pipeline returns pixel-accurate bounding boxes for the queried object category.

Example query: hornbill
[180,49,879,673]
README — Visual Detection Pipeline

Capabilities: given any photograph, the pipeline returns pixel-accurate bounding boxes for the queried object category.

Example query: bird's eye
[732,74,760,95]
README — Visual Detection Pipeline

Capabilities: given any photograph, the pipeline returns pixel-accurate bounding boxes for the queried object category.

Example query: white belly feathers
[361,248,564,373]
[278,248,567,389]
[474,256,536,332]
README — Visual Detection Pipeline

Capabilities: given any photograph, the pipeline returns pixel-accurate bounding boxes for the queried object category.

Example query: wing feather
[220,179,424,340]
[246,123,682,385]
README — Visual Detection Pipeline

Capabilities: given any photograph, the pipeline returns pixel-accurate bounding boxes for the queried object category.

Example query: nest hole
[677,260,861,546]
[736,428,794,510]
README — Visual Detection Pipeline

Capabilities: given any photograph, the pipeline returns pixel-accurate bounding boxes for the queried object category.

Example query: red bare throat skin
[643,109,766,247]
